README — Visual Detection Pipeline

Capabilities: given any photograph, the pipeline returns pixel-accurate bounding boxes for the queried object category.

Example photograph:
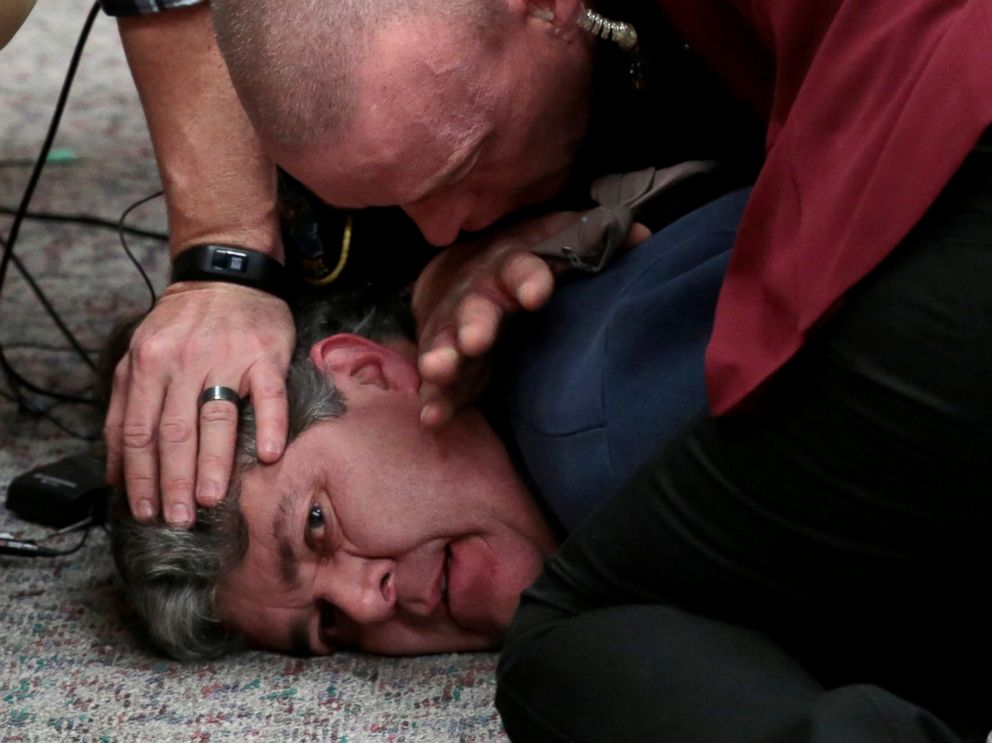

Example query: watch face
[211,248,250,275]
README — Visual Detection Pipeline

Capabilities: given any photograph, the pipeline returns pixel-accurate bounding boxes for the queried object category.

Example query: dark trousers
[496,139,992,742]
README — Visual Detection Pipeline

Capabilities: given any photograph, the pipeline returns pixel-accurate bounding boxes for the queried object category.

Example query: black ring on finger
[199,385,241,409]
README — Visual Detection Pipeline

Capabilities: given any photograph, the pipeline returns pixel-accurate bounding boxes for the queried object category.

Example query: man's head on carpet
[110,293,556,660]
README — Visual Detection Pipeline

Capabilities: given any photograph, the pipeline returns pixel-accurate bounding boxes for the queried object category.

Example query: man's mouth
[441,535,506,636]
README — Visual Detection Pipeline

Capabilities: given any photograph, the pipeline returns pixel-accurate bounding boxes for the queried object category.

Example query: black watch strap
[170,244,287,299]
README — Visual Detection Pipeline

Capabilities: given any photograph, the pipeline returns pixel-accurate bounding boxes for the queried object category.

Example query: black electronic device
[5,453,108,527]
[170,243,288,298]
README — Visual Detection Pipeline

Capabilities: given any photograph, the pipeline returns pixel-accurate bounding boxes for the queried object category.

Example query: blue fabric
[500,189,749,531]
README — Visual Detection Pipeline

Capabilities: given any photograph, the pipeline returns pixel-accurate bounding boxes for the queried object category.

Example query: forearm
[118,3,281,260]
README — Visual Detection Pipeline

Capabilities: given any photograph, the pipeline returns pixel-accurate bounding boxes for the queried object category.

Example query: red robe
[655,0,992,413]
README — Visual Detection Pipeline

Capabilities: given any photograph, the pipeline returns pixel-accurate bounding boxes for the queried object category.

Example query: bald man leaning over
[100,0,755,531]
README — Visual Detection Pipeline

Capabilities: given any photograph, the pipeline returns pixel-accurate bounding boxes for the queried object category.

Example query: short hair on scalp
[110,290,416,660]
[211,0,509,152]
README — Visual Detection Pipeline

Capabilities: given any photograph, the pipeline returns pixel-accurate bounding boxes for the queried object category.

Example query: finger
[624,221,652,249]
[121,364,167,524]
[499,252,555,311]
[157,378,201,527]
[195,385,241,508]
[419,326,461,387]
[247,361,289,464]
[456,294,503,358]
[419,394,455,430]
[103,358,129,487]
[421,354,490,430]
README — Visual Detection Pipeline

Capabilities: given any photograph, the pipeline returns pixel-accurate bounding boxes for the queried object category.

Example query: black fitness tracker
[170,244,288,299]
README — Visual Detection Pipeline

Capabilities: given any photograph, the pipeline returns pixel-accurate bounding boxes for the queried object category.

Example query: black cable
[0,235,98,405]
[54,526,92,556]
[56,528,92,556]
[0,186,165,408]
[0,387,101,440]
[2,341,100,353]
[0,2,101,413]
[0,192,164,412]
[38,517,94,541]
[0,192,166,359]
[0,205,168,242]
[118,191,163,309]
[0,234,97,374]
[0,1,101,315]
[0,3,163,443]
[0,524,92,558]
[0,371,94,403]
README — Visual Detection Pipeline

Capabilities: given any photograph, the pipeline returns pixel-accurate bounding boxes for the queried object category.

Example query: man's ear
[507,0,585,35]
[309,334,420,395]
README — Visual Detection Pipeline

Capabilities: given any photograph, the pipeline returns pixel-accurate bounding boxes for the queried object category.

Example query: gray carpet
[0,3,506,740]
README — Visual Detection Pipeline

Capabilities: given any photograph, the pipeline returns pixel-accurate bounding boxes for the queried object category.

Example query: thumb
[623,222,652,249]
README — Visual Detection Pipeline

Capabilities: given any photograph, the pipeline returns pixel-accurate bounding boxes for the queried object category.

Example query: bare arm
[118,3,280,257]
[105,4,294,527]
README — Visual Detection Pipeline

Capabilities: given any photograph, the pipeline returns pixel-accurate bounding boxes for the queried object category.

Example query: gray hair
[110,289,415,660]
[210,0,507,151]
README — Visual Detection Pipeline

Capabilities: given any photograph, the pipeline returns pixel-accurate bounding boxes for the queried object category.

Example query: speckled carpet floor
[0,3,506,741]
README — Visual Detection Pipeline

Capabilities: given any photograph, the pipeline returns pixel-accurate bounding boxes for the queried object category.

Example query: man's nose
[316,553,397,625]
[403,192,478,247]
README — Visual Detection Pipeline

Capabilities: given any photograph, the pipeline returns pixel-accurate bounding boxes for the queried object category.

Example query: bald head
[211,0,509,152]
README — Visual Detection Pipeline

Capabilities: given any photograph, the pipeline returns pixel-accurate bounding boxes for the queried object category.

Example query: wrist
[168,211,284,264]
[165,192,283,262]
[161,280,286,301]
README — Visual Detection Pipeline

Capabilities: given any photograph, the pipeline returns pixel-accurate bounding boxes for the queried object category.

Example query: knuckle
[482,298,503,319]
[200,404,239,425]
[103,418,122,440]
[503,250,530,268]
[197,454,232,473]
[127,471,155,485]
[506,251,544,277]
[131,336,173,370]
[113,360,129,386]
[461,297,500,323]
[122,424,155,449]
[161,477,195,499]
[252,380,288,402]
[159,417,194,444]
[125,471,156,493]
[457,295,482,316]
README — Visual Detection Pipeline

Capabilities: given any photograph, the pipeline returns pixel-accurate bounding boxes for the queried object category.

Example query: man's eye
[307,504,324,531]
